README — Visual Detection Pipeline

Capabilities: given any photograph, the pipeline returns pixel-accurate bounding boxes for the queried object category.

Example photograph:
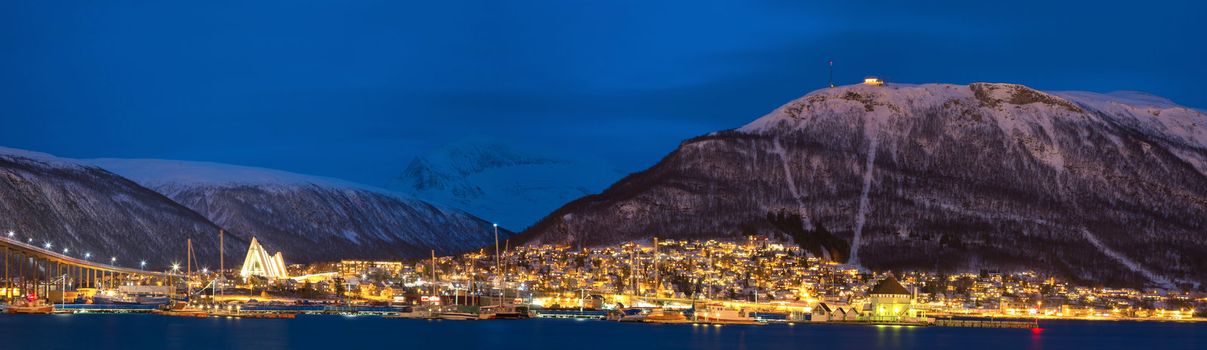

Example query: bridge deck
[1,236,167,277]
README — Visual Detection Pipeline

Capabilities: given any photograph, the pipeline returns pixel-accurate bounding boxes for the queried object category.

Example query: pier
[934,319,1039,329]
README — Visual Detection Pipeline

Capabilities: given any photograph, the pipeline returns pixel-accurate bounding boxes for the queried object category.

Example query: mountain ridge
[0,147,509,265]
[516,82,1207,289]
[90,158,511,262]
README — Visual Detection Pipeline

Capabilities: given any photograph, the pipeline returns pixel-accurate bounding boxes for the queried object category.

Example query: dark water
[0,315,1202,350]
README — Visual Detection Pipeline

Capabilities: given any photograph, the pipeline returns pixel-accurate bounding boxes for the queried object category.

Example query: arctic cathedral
[240,237,289,280]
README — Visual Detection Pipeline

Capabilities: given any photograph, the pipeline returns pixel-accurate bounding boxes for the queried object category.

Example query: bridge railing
[0,235,166,277]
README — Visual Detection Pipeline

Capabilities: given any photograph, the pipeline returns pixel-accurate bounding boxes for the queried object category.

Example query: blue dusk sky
[2,1,1204,186]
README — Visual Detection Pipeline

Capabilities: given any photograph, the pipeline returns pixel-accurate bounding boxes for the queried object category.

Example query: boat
[136,296,172,305]
[153,301,210,318]
[615,308,647,322]
[123,285,174,305]
[438,311,480,320]
[692,304,763,325]
[7,295,54,314]
[91,290,138,305]
[386,305,435,319]
[644,308,691,324]
[479,304,530,320]
[436,305,481,320]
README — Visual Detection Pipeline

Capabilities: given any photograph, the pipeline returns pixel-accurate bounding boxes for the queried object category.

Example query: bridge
[2,235,169,301]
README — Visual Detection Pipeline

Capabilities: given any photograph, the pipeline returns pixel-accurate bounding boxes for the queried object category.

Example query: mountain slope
[92,158,508,262]
[0,147,244,268]
[396,139,623,230]
[516,83,1207,288]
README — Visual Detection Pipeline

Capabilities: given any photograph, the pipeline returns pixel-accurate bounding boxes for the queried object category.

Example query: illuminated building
[339,260,404,278]
[864,275,917,322]
[240,237,289,280]
[863,77,885,86]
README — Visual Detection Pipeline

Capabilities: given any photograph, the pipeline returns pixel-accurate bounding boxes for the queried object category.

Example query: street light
[62,248,69,254]
[84,252,91,259]
[110,257,116,265]
[140,260,147,269]
[44,242,52,249]
[5,231,12,237]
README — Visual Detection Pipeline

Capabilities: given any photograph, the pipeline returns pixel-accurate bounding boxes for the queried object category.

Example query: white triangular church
[240,237,289,280]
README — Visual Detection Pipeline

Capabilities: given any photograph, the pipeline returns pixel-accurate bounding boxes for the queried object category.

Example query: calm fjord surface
[1,315,1202,350]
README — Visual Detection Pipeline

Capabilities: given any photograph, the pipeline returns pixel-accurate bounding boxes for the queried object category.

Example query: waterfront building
[863,275,919,322]
[239,237,289,280]
[811,303,832,322]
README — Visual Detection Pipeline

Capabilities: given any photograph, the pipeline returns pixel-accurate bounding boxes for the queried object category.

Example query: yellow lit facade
[240,237,289,280]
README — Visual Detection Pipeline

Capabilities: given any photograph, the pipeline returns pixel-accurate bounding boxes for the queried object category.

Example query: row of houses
[811,302,860,322]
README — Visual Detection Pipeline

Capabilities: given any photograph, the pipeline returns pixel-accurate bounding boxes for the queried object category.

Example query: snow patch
[849,109,884,265]
[1079,228,1174,289]
[771,138,808,223]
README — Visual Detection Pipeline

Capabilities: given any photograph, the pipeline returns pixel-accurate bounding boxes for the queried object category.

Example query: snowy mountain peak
[396,138,624,230]
[0,146,88,169]
[86,158,457,208]
[740,82,1206,152]
[89,158,386,192]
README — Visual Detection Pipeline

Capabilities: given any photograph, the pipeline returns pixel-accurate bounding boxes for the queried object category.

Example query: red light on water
[1031,327,1044,334]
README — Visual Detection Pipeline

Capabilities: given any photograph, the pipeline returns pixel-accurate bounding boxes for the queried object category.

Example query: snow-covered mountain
[516,83,1207,288]
[395,139,624,230]
[0,147,245,268]
[91,158,509,263]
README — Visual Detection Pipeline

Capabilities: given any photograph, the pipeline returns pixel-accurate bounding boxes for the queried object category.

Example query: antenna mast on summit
[828,59,836,88]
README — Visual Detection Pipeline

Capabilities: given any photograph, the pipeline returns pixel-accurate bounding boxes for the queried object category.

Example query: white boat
[438,311,479,320]
[693,304,762,325]
[435,305,481,320]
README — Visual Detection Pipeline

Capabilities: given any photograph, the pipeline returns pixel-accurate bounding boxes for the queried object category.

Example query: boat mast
[219,229,224,296]
[187,238,193,296]
[493,224,499,306]
[430,250,436,301]
[503,239,510,303]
